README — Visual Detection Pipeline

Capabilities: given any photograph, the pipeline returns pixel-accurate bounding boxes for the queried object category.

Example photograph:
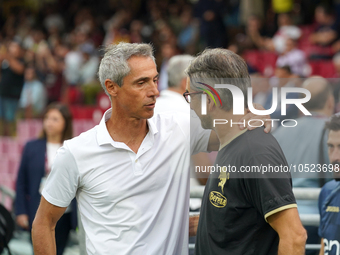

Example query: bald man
[274,76,335,255]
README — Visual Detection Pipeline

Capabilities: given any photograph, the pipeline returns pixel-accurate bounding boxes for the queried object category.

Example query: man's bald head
[302,76,334,114]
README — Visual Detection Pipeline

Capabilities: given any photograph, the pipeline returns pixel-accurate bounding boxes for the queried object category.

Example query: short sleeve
[42,143,79,207]
[244,154,297,221]
[190,109,211,155]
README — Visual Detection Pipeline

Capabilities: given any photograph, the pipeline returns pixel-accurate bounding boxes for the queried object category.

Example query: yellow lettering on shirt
[326,206,340,213]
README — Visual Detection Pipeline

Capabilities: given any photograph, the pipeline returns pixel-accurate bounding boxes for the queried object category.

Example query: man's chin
[200,123,211,130]
[144,111,154,119]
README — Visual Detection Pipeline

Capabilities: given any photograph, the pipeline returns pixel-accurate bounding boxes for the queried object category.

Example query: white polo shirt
[42,108,210,255]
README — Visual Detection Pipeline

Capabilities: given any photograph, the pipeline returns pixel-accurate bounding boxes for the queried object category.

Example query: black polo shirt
[195,128,297,255]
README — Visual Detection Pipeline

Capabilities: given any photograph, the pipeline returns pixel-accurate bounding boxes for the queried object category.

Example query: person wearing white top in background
[19,66,47,118]
[15,103,77,255]
[154,54,213,210]
[276,38,307,77]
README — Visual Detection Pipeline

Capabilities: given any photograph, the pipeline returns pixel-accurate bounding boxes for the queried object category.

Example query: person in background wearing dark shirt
[318,114,340,255]
[186,48,307,255]
[309,4,338,47]
[0,40,25,136]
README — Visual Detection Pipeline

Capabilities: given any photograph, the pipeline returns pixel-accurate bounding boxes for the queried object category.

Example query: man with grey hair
[154,54,194,114]
[32,42,214,255]
[32,43,271,255]
[154,55,212,210]
[186,48,307,255]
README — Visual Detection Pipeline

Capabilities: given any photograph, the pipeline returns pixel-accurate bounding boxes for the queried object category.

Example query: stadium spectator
[78,43,99,83]
[186,48,306,255]
[129,20,144,44]
[45,43,69,104]
[318,113,340,255]
[157,42,178,92]
[43,5,64,34]
[78,43,100,105]
[265,13,301,53]
[63,40,98,104]
[239,0,265,26]
[177,6,199,54]
[276,38,307,77]
[194,0,228,48]
[239,14,269,51]
[19,66,47,118]
[274,77,335,255]
[264,66,300,123]
[15,103,77,255]
[0,40,25,136]
[102,10,131,46]
[309,4,338,47]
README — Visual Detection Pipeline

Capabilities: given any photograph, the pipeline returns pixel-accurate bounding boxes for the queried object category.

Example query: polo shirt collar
[97,108,158,146]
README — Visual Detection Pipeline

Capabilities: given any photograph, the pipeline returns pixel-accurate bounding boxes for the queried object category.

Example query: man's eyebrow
[134,74,159,83]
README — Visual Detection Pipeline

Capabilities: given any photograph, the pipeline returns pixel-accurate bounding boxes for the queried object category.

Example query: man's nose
[148,82,159,97]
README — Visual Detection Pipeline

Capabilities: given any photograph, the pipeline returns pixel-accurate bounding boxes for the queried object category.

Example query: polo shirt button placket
[134,156,143,175]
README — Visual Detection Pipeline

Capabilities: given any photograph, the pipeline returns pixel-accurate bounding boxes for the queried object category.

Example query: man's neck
[106,113,149,153]
[213,113,247,149]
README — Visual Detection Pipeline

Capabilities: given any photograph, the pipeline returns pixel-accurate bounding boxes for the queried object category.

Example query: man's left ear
[105,79,119,98]
[206,95,215,111]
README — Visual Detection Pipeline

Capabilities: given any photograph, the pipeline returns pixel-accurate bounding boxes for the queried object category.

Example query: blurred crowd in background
[1,0,340,136]
[2,1,340,253]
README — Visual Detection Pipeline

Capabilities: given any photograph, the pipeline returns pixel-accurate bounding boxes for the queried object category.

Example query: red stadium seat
[310,61,336,77]
[243,51,263,69]
[243,50,278,76]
